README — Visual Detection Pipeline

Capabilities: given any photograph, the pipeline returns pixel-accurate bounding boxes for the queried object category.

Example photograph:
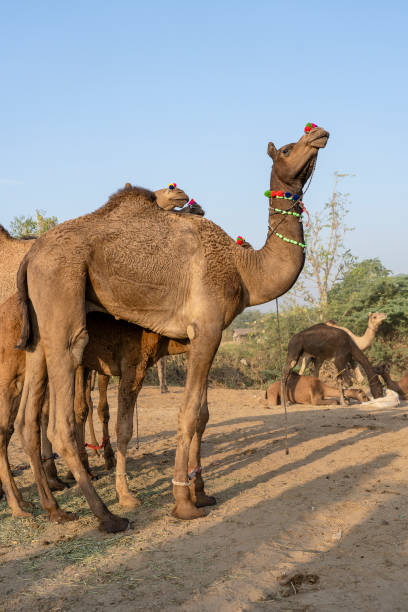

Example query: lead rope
[135,402,140,450]
[275,298,289,455]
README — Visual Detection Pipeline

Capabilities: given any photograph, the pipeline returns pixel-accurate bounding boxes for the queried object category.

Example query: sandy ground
[1,385,408,611]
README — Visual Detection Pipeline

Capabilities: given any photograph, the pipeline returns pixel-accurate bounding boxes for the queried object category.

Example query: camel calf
[265,372,368,406]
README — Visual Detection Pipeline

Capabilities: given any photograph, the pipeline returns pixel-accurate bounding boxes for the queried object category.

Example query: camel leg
[73,367,95,475]
[97,374,115,470]
[45,347,129,533]
[16,347,75,523]
[86,372,99,454]
[115,366,144,508]
[0,391,32,517]
[41,391,69,491]
[298,356,307,376]
[64,367,96,481]
[188,393,216,508]
[157,357,169,393]
[172,329,221,520]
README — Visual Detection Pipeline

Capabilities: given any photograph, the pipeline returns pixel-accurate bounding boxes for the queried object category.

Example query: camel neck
[352,326,377,351]
[234,188,306,306]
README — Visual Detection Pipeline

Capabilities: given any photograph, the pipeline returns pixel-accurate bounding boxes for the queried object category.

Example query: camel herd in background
[0,123,406,534]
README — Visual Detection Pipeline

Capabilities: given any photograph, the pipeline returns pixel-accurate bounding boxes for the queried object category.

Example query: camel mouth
[308,128,329,149]
[172,197,189,208]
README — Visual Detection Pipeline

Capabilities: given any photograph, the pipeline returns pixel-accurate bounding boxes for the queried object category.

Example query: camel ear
[267,142,277,161]
[369,311,372,315]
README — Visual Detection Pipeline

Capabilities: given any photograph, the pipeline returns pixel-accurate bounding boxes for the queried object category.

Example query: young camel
[0,295,192,517]
[16,125,329,532]
[283,324,383,400]
[265,372,368,406]
[374,364,408,400]
[298,312,388,377]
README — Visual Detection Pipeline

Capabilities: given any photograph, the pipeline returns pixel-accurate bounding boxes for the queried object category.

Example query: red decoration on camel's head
[304,122,318,133]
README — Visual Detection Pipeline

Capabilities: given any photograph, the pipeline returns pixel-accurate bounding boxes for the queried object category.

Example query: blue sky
[1,0,407,278]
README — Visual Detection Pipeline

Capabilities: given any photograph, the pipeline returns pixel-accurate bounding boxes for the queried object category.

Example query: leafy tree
[10,210,58,237]
[288,172,356,319]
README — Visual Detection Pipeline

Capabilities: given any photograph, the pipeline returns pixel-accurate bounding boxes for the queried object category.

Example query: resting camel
[265,372,368,406]
[283,324,383,401]
[298,312,387,378]
[374,364,408,400]
[16,124,329,532]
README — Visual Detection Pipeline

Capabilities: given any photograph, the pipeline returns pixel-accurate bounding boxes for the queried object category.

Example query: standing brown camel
[265,372,368,406]
[299,312,388,377]
[283,324,383,399]
[16,125,329,532]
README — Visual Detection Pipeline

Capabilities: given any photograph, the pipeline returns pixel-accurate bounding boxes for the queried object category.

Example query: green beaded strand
[275,232,306,249]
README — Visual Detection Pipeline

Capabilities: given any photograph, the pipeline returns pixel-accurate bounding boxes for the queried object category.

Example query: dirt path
[1,386,408,611]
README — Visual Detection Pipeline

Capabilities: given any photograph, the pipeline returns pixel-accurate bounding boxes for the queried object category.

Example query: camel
[0,294,192,517]
[283,324,383,401]
[374,364,408,400]
[16,124,329,532]
[265,372,368,406]
[298,312,387,377]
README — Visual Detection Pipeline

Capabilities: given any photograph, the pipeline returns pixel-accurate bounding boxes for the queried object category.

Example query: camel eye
[282,148,290,156]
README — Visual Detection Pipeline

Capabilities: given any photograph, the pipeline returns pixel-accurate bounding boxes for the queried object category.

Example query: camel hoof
[118,494,141,509]
[160,387,169,394]
[172,503,207,520]
[195,493,217,508]
[48,509,77,523]
[47,477,70,492]
[12,507,33,518]
[98,515,131,533]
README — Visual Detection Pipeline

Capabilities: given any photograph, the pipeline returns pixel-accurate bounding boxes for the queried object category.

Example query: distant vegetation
[10,210,58,237]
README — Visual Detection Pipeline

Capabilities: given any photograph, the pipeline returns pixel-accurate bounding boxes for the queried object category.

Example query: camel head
[154,184,189,211]
[267,124,329,195]
[368,311,387,331]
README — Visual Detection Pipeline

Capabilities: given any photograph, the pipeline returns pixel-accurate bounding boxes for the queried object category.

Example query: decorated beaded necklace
[263,190,309,249]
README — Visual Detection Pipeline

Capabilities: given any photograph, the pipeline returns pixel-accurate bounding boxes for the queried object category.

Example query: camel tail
[350,341,383,399]
[15,254,32,350]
